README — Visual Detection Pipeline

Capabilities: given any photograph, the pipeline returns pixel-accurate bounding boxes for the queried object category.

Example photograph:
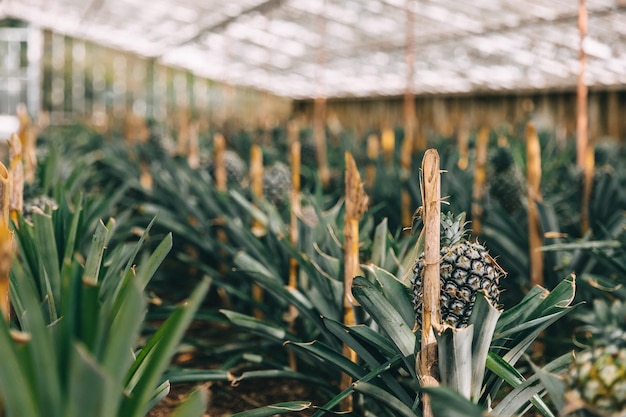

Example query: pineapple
[207,150,247,187]
[488,146,526,214]
[565,346,626,417]
[23,195,59,222]
[564,299,626,417]
[411,212,505,328]
[262,161,292,207]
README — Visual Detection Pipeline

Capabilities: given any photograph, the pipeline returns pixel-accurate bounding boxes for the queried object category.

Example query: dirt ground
[148,377,327,417]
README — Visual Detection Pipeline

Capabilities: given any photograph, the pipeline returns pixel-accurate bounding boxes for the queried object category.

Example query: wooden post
[471,127,489,235]
[401,0,416,232]
[0,163,11,323]
[420,149,441,417]
[287,140,302,370]
[249,144,265,318]
[576,0,588,170]
[381,127,395,165]
[365,133,379,188]
[342,152,369,411]
[214,133,227,191]
[526,122,543,289]
[9,134,23,224]
[457,116,470,170]
[187,120,200,169]
[17,104,37,185]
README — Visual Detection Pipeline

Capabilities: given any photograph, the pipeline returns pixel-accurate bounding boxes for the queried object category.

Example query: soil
[147,377,327,417]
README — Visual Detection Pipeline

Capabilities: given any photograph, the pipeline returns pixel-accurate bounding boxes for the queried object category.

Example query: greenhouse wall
[38,30,293,131]
[294,89,626,144]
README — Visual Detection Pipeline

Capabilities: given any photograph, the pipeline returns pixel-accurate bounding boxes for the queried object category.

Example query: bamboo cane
[342,152,369,411]
[526,122,543,289]
[471,127,489,235]
[420,149,441,417]
[581,143,594,234]
[9,134,23,224]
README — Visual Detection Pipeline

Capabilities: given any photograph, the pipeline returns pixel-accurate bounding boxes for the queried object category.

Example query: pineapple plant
[563,299,626,417]
[262,161,292,208]
[564,345,626,417]
[488,145,526,214]
[411,211,506,328]
[207,149,247,187]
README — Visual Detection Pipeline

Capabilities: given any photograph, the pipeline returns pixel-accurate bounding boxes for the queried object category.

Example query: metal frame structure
[1,0,625,98]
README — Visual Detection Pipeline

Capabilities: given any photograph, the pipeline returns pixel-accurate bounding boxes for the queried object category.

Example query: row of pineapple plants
[18,115,626,416]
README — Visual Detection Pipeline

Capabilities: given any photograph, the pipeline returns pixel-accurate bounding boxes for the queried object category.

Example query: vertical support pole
[9,133,23,225]
[249,144,265,318]
[314,0,330,188]
[287,140,302,370]
[342,152,368,411]
[0,162,11,323]
[576,0,588,169]
[420,149,441,417]
[471,127,489,235]
[401,0,416,232]
[526,122,543,289]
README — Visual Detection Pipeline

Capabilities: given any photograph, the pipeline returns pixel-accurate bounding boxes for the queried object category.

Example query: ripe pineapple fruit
[411,212,505,328]
[488,146,526,214]
[564,299,626,417]
[262,161,292,207]
[565,346,626,417]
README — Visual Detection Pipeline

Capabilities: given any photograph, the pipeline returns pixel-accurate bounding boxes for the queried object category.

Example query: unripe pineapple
[23,195,59,222]
[488,146,526,214]
[262,161,292,207]
[207,150,247,187]
[565,345,626,417]
[411,212,505,328]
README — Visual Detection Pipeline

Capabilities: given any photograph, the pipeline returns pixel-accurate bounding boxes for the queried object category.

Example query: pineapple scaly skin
[262,161,292,208]
[565,345,626,417]
[488,146,526,214]
[411,212,505,328]
[207,150,247,187]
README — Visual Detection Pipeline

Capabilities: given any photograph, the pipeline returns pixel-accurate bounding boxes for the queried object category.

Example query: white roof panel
[2,0,625,98]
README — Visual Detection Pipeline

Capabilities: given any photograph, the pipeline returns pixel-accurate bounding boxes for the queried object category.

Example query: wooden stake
[526,122,543,289]
[381,127,395,165]
[365,133,379,189]
[420,149,441,417]
[342,152,369,411]
[576,0,588,169]
[0,163,11,323]
[581,143,594,234]
[9,134,23,224]
[457,118,469,171]
[0,164,8,226]
[214,133,227,191]
[471,127,489,235]
[187,120,200,169]
[249,144,265,318]
[287,140,302,370]
[17,104,37,185]
[313,97,330,188]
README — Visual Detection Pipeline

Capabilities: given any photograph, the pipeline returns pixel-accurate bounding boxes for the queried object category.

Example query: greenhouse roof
[2,0,626,98]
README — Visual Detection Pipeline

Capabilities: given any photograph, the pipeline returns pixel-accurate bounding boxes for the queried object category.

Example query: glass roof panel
[3,0,625,98]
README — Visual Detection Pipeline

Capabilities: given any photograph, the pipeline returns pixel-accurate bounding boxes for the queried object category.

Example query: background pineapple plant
[487,145,526,214]
[262,161,292,208]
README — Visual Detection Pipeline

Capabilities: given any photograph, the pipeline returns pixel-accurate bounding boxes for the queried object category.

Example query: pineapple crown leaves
[440,211,471,248]
[573,298,626,349]
[489,146,516,173]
